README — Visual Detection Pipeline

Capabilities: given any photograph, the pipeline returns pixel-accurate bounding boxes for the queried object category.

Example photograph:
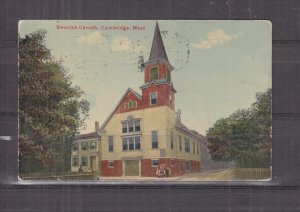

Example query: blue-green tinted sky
[19,20,271,135]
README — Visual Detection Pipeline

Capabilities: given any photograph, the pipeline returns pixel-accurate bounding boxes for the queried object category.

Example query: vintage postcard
[18,20,271,181]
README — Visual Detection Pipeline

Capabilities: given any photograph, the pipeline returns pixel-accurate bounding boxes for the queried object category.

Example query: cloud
[192,29,244,49]
[75,33,144,53]
[75,31,107,46]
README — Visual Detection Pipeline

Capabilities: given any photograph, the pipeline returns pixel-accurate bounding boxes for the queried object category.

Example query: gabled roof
[99,88,142,131]
[176,121,204,142]
[74,132,100,141]
[145,22,174,71]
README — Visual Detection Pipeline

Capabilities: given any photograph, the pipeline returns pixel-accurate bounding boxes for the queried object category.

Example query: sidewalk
[95,169,229,182]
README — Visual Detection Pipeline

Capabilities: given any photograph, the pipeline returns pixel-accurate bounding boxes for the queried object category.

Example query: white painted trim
[150,91,158,105]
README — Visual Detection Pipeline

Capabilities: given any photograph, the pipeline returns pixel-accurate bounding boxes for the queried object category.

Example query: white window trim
[150,92,158,105]
[72,156,79,167]
[108,160,114,168]
[170,130,174,150]
[108,135,114,152]
[179,136,182,152]
[150,66,159,81]
[90,141,98,151]
[122,136,142,151]
[81,142,88,151]
[122,119,141,134]
[81,156,88,167]
[151,159,159,167]
[151,130,159,149]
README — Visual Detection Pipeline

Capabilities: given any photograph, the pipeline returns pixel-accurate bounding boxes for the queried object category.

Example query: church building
[71,22,205,177]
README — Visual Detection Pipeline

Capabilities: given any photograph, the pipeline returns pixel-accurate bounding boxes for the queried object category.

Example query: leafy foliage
[19,30,90,173]
[206,89,271,168]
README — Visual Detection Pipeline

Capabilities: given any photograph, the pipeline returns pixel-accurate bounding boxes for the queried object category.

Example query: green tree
[19,30,90,174]
[206,89,271,168]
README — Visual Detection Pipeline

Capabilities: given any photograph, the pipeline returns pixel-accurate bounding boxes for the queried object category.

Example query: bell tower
[140,22,176,110]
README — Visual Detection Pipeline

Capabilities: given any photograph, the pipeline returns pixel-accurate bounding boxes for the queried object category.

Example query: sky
[19,20,271,135]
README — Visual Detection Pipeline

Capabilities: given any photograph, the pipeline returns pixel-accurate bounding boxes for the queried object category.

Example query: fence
[20,172,97,180]
[234,168,271,180]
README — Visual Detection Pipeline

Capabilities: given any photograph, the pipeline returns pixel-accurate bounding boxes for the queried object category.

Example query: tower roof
[149,22,169,61]
[146,22,173,71]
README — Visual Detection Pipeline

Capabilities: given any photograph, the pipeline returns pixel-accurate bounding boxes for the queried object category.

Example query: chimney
[95,121,99,132]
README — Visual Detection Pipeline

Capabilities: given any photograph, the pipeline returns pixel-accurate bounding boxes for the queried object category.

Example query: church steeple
[139,22,176,111]
[149,22,169,61]
[144,22,173,71]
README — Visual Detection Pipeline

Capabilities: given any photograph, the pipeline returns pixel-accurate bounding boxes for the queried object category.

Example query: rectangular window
[197,143,199,154]
[122,136,141,151]
[122,138,128,151]
[170,130,174,149]
[128,137,134,150]
[135,120,140,132]
[150,92,157,105]
[132,101,137,108]
[108,160,114,168]
[135,136,141,150]
[185,138,190,153]
[72,143,78,151]
[108,136,113,152]
[72,156,79,166]
[150,67,158,81]
[81,142,88,151]
[193,142,195,154]
[122,119,141,133]
[179,136,182,151]
[81,156,87,166]
[90,141,97,150]
[124,101,137,109]
[128,120,134,132]
[122,122,127,133]
[151,159,159,167]
[186,161,191,171]
[151,131,158,149]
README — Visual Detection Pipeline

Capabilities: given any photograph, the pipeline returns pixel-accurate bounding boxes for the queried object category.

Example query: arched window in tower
[150,67,158,81]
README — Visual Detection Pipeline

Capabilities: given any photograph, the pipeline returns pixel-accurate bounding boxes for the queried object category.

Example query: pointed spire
[149,22,170,63]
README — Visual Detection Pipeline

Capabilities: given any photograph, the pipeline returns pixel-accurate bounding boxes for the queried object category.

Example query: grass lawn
[192,169,235,181]
[183,168,271,181]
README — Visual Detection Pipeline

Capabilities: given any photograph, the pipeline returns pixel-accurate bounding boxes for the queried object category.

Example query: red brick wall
[101,160,122,176]
[141,159,157,177]
[144,63,168,82]
[101,159,200,177]
[115,90,146,114]
[141,83,174,110]
[141,158,200,177]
